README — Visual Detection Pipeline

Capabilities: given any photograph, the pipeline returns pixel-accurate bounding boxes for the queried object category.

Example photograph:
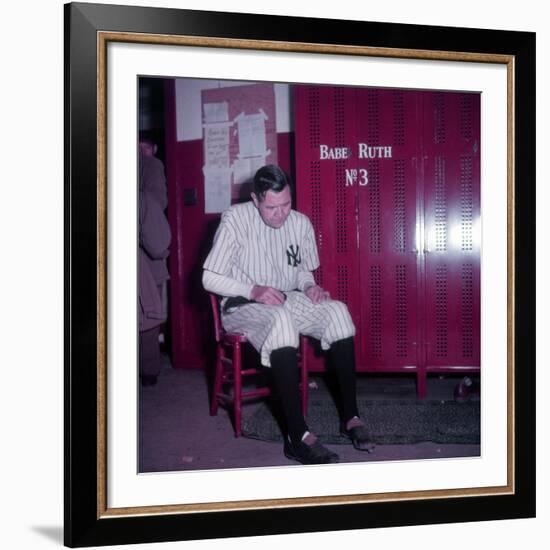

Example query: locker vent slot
[433,93,446,145]
[396,264,408,357]
[460,94,473,142]
[367,89,380,143]
[394,160,406,253]
[336,159,348,253]
[461,264,474,358]
[316,265,324,288]
[435,265,448,358]
[334,88,345,147]
[370,265,382,358]
[310,161,322,250]
[368,160,381,254]
[337,265,349,303]
[460,155,474,251]
[393,91,405,146]
[435,156,447,252]
[308,88,320,149]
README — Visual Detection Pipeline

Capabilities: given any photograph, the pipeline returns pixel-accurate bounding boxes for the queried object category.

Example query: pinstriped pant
[221,291,356,366]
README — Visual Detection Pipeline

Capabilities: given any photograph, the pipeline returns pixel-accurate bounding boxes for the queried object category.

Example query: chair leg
[301,371,308,416]
[233,342,243,437]
[300,338,308,416]
[210,348,223,416]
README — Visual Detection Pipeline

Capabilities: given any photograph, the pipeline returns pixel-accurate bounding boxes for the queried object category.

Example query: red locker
[422,92,481,375]
[355,88,421,373]
[294,85,480,397]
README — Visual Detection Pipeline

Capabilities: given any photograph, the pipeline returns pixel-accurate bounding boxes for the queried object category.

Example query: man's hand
[250,285,286,305]
[304,284,330,304]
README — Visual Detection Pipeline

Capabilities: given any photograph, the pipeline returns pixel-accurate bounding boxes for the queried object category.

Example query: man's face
[139,141,157,157]
[252,186,292,229]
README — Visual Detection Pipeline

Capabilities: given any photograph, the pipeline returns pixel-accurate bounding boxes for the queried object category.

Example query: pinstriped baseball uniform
[203,201,355,366]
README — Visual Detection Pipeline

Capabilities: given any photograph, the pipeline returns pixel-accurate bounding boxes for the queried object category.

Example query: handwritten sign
[204,124,230,169]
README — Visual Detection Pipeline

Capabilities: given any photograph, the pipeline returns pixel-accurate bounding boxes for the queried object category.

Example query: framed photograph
[64,2,535,547]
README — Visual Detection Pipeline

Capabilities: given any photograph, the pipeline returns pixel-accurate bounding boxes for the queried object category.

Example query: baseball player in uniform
[203,165,374,464]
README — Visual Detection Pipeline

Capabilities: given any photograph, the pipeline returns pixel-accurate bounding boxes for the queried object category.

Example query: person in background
[138,134,170,386]
[139,133,167,209]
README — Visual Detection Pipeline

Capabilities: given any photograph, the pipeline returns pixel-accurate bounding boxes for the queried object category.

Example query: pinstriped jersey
[203,201,319,295]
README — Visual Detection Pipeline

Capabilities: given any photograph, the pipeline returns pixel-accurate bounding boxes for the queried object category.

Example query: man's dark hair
[138,130,156,145]
[253,165,292,201]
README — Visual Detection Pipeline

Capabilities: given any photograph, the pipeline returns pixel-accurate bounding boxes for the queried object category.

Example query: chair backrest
[208,293,223,343]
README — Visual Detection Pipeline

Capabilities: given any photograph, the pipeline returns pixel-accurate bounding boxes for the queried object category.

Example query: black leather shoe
[341,424,375,452]
[140,375,158,387]
[284,439,339,465]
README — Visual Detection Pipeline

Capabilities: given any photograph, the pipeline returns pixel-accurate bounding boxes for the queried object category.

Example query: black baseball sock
[328,337,360,422]
[270,346,309,446]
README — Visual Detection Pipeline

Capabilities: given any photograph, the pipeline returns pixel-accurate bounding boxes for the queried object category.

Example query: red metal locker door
[355,88,421,371]
[294,85,359,371]
[422,91,481,372]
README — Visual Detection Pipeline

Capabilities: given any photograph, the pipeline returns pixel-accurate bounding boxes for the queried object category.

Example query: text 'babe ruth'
[203,165,375,464]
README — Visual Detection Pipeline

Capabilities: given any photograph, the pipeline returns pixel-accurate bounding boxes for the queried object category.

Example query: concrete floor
[139,354,480,473]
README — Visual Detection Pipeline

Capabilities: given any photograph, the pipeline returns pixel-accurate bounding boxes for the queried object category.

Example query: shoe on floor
[284,438,339,465]
[341,423,375,452]
[140,375,158,387]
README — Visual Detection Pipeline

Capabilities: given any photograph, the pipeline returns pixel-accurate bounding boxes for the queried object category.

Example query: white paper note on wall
[236,111,268,157]
[203,101,228,124]
[204,167,232,214]
[204,123,230,169]
[232,158,252,185]
[203,102,232,212]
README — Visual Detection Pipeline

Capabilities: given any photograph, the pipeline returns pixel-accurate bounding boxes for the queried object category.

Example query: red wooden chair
[208,293,309,437]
